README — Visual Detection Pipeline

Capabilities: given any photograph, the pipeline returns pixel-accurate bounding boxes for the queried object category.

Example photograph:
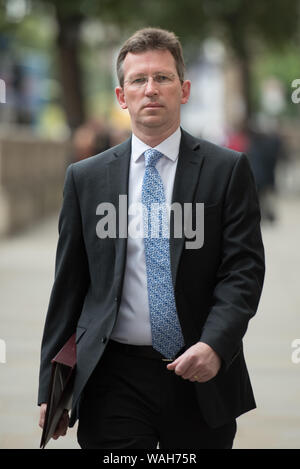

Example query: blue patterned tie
[142,148,185,358]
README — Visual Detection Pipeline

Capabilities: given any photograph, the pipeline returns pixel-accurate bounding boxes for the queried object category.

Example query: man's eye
[132,77,147,85]
[155,75,169,83]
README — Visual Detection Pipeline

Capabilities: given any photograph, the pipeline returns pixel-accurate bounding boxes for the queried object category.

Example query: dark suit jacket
[38,129,265,429]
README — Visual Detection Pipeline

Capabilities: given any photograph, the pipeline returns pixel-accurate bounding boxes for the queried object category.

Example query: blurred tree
[131,0,300,125]
[1,0,300,130]
[55,9,85,131]
[201,0,300,125]
[51,0,300,129]
[34,0,153,131]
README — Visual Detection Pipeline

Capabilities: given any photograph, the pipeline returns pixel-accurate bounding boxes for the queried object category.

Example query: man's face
[116,49,190,140]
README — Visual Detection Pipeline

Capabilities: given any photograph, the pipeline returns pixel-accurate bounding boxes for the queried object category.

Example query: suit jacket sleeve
[199,153,265,368]
[38,164,90,405]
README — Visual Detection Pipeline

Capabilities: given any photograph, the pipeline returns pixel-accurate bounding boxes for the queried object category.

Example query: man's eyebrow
[127,73,146,78]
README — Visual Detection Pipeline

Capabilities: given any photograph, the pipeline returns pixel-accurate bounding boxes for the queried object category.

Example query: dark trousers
[77,341,237,449]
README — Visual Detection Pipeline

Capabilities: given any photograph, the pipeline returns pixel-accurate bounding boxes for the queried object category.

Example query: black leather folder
[40,333,76,449]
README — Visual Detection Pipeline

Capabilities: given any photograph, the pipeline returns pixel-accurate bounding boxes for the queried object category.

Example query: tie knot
[144,149,163,168]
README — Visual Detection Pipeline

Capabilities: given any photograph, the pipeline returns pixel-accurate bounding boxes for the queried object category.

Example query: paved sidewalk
[234,196,300,449]
[0,196,299,449]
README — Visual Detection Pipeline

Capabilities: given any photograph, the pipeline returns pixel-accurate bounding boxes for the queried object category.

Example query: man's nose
[144,77,158,95]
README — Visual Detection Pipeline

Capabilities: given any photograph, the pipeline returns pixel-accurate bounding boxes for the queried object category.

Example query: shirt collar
[131,127,181,163]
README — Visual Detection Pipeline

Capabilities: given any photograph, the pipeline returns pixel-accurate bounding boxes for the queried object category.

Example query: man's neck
[132,124,180,148]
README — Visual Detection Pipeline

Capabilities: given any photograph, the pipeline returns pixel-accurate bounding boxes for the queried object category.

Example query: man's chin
[140,116,165,128]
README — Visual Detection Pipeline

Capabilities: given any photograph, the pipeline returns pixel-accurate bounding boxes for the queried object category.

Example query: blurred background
[0,0,300,449]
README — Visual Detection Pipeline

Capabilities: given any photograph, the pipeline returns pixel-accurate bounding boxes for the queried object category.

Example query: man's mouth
[144,103,163,108]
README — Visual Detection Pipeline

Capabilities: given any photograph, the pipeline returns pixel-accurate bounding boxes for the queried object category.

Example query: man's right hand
[39,403,69,440]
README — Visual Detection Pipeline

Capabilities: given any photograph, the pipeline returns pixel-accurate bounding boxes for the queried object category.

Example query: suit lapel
[106,138,131,209]
[106,137,131,288]
[170,130,205,287]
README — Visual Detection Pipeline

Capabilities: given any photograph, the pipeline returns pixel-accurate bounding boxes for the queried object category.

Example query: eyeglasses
[124,73,178,88]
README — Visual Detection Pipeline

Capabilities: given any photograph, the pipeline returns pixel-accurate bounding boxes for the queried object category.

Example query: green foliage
[256,45,300,85]
[1,0,299,126]
[252,42,300,117]
[202,0,300,48]
[3,0,300,56]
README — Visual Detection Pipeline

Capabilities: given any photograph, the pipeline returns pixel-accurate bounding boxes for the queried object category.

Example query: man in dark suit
[38,28,265,449]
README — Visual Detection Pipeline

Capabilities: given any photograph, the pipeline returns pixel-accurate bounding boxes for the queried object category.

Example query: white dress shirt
[110,127,181,345]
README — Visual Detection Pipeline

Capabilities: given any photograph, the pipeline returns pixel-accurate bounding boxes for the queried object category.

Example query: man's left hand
[166,342,221,383]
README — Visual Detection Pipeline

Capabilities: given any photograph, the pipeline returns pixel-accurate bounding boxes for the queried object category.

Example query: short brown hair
[116,27,185,87]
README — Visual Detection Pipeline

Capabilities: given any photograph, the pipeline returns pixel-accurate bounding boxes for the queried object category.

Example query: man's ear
[181,80,191,105]
[115,86,128,109]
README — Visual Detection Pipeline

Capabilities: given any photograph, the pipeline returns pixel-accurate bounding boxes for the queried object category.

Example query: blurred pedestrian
[246,122,286,223]
[72,118,111,162]
[226,120,286,223]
